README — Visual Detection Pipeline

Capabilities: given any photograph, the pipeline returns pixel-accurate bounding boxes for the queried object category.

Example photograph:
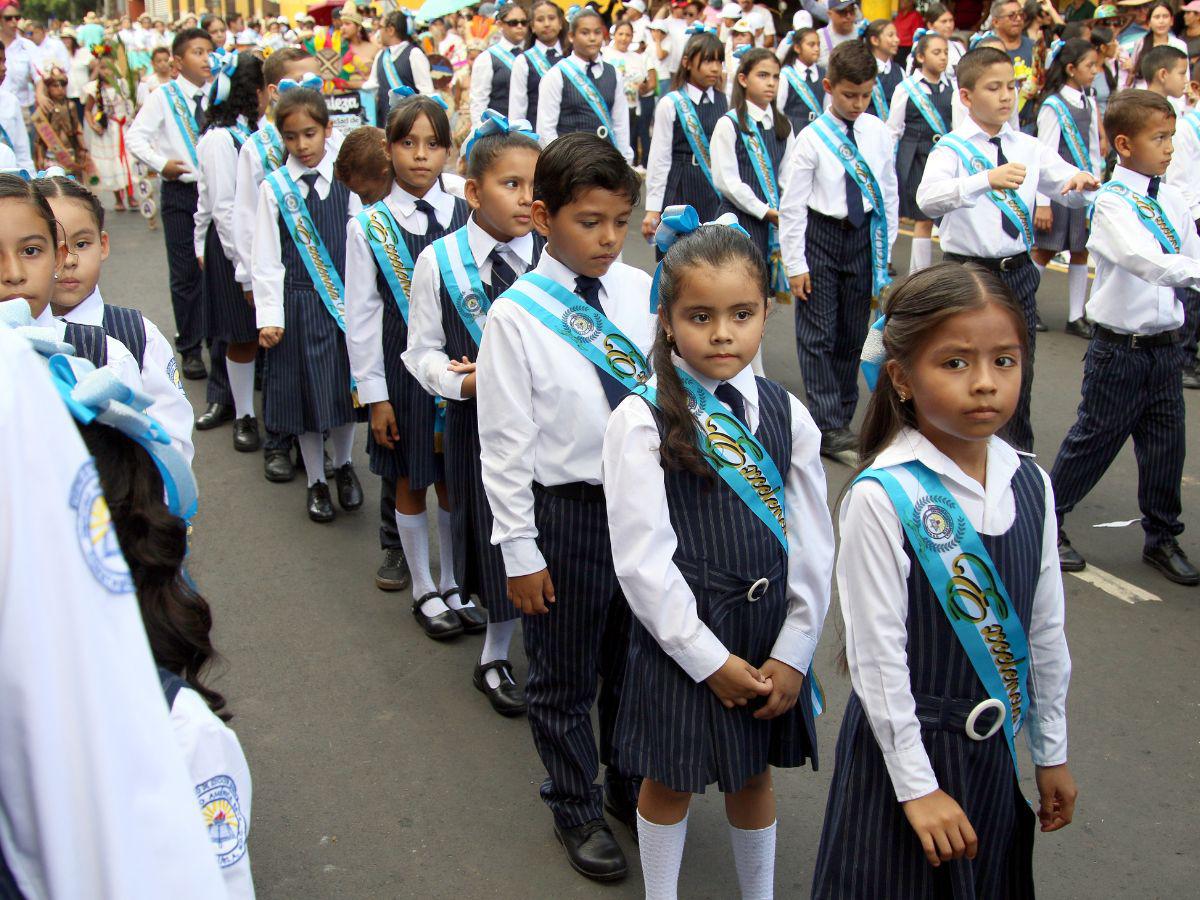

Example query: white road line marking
[1069,567,1162,604]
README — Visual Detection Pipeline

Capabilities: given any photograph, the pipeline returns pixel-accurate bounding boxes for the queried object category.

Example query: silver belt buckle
[747,577,769,603]
[964,698,1005,741]
[596,124,609,140]
[691,153,699,167]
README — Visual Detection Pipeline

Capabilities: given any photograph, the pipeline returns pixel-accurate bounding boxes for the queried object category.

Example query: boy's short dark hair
[1140,44,1187,85]
[827,39,877,86]
[334,126,389,184]
[1104,88,1176,147]
[172,27,214,57]
[275,87,329,130]
[533,133,640,215]
[957,46,1013,90]
[151,46,170,60]
[263,47,310,87]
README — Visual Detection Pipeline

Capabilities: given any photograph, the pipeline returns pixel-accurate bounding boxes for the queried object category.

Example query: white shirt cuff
[500,537,547,578]
[439,370,468,402]
[963,170,992,202]
[768,624,817,676]
[670,627,730,683]
[255,308,284,329]
[1027,715,1068,768]
[357,377,390,406]
[883,741,940,803]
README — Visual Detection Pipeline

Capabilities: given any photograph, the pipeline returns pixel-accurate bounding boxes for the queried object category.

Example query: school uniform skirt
[1034,200,1089,254]
[443,399,515,622]
[203,224,257,344]
[897,138,937,222]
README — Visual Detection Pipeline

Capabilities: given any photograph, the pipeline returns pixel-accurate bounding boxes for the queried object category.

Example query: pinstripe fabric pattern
[1050,339,1185,546]
[558,62,619,137]
[717,115,788,268]
[1035,100,1092,254]
[101,305,147,369]
[261,179,357,436]
[522,488,640,828]
[203,222,257,343]
[812,458,1045,899]
[896,82,952,221]
[868,64,905,121]
[522,48,559,124]
[374,45,417,129]
[206,340,233,406]
[487,53,511,116]
[63,321,107,367]
[795,213,873,432]
[663,92,727,223]
[782,70,824,132]
[1178,287,1200,363]
[615,379,818,794]
[997,262,1041,453]
[159,180,204,354]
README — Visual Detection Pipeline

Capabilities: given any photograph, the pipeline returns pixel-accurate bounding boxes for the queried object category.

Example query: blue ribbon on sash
[526,46,553,78]
[433,226,491,347]
[726,110,789,301]
[1094,181,1181,254]
[559,58,617,147]
[939,134,1034,249]
[253,123,285,173]
[900,77,948,138]
[161,81,200,166]
[489,44,517,70]
[669,90,716,191]
[809,112,892,296]
[783,67,822,123]
[856,461,1029,774]
[228,121,252,149]
[1043,95,1090,172]
[354,200,417,321]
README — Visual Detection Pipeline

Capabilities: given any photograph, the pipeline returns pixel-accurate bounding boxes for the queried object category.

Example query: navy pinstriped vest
[523,46,559,124]
[278,179,351,293]
[558,60,619,135]
[899,79,953,144]
[870,62,904,120]
[665,91,726,219]
[102,305,147,370]
[486,46,513,116]
[63,321,107,367]
[670,89,727,161]
[376,195,470,332]
[730,112,788,208]
[375,44,417,128]
[782,67,825,130]
[1051,92,1092,170]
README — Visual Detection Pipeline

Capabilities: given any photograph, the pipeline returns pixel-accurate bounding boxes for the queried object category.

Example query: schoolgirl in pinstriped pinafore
[863,19,904,121]
[812,264,1075,899]
[508,0,566,126]
[776,28,826,134]
[371,10,432,131]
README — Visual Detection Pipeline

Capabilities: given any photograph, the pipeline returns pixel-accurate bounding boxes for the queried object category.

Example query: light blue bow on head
[48,354,199,521]
[649,205,751,313]
[463,110,538,162]
[1046,38,1066,68]
[859,314,887,391]
[856,19,871,38]
[780,30,795,48]
[732,44,752,60]
[913,27,929,44]
[685,24,718,36]
[0,298,75,357]
[278,72,323,93]
[35,165,71,180]
[208,50,239,107]
[969,30,995,50]
[390,84,450,109]
[566,4,582,26]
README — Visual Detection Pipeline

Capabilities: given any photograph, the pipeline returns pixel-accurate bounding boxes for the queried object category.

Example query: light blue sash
[726,110,789,300]
[253,123,285,173]
[559,58,617,147]
[228,122,252,149]
[1043,95,1090,172]
[857,461,1029,774]
[939,133,1033,249]
[267,169,347,328]
[871,77,890,118]
[161,81,200,166]
[432,226,490,346]
[900,77,948,138]
[1095,181,1181,253]
[1184,109,1200,144]
[526,46,553,78]
[669,90,716,190]
[380,48,403,92]
[783,67,822,122]
[489,44,517,71]
[809,112,891,296]
[355,200,417,321]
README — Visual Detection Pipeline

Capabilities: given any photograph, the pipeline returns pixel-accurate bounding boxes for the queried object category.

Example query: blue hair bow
[780,30,795,48]
[36,165,71,180]
[859,315,887,391]
[1046,38,1065,68]
[912,27,929,44]
[0,298,75,357]
[732,44,751,60]
[462,110,538,162]
[649,205,751,313]
[390,84,449,109]
[566,4,582,26]
[685,24,717,36]
[968,30,995,50]
[278,72,323,93]
[208,50,239,107]
[855,18,871,38]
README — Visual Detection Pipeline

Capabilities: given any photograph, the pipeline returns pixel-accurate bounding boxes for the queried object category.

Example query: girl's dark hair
[1035,37,1095,109]
[200,14,226,32]
[76,422,228,719]
[0,174,58,241]
[1061,21,1089,42]
[782,27,818,67]
[731,48,791,141]
[863,19,895,55]
[33,175,105,230]
[671,32,725,90]
[466,130,540,179]
[1090,26,1118,94]
[1128,1,1176,88]
[913,29,948,65]
[334,125,389,184]
[382,10,412,40]
[275,87,329,129]
[923,2,951,25]
[385,95,452,146]
[856,263,1028,466]
[201,52,264,134]
[654,224,769,479]
[569,7,604,34]
[530,0,569,54]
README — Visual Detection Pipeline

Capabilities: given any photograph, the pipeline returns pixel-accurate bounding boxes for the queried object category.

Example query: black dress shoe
[473,660,527,717]
[180,351,207,380]
[1057,531,1086,572]
[1064,318,1093,339]
[232,415,261,452]
[1183,362,1200,390]
[264,446,295,483]
[195,402,233,430]
[412,592,464,640]
[820,427,857,460]
[1143,539,1200,586]
[307,482,335,523]
[553,819,627,883]
[602,785,639,846]
[1035,313,1048,333]
[375,548,411,591]
[444,588,487,633]
[333,463,364,510]
[323,450,334,480]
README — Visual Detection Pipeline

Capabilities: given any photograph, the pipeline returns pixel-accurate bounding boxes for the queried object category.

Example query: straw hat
[338,1,363,25]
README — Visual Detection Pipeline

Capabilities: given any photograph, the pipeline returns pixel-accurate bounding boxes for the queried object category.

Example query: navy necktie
[715,382,747,425]
[547,47,560,64]
[1148,176,1161,199]
[989,136,1020,238]
[193,92,204,124]
[699,89,711,105]
[300,172,319,192]
[842,119,865,228]
[575,275,627,409]
[415,198,444,238]
[488,247,518,297]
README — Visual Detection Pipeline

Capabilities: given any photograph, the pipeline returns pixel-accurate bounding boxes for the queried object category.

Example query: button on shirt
[645,82,718,212]
[403,215,534,400]
[779,110,898,276]
[712,101,798,223]
[1034,85,1101,205]
[602,358,833,683]
[508,41,564,122]
[470,37,522,126]
[126,74,209,182]
[1087,165,1200,334]
[535,53,634,163]
[476,251,654,577]
[838,428,1071,802]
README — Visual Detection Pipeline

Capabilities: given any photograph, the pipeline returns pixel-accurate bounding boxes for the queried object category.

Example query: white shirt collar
[961,114,1016,144]
[466,214,535,267]
[685,82,715,103]
[1111,164,1152,192]
[390,40,411,58]
[33,305,55,327]
[1059,84,1083,104]
[872,427,1021,502]
[534,247,621,299]
[498,36,520,51]
[536,39,560,53]
[570,52,601,69]
[876,57,892,74]
[63,288,104,326]
[673,353,760,416]
[172,73,207,96]
[792,60,818,77]
[388,177,455,222]
[744,100,772,123]
[285,151,334,185]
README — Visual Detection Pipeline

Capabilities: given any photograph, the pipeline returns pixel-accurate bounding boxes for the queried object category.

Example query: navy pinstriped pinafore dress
[365,194,469,487]
[717,112,789,273]
[1035,93,1094,254]
[614,378,819,795]
[102,305,147,369]
[262,177,358,438]
[486,46,513,117]
[663,90,727,224]
[781,66,825,133]
[374,44,417,130]
[896,79,954,221]
[521,46,559,125]
[868,61,905,121]
[812,457,1045,899]
[439,232,545,623]
[203,128,258,344]
[63,321,108,367]
[557,59,620,139]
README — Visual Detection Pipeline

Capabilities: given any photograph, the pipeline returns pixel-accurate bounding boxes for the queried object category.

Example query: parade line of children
[13,12,1200,899]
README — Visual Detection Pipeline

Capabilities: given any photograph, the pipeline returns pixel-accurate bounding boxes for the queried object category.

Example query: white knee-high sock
[436,506,466,598]
[480,619,519,688]
[908,237,932,273]
[226,359,255,420]
[729,820,776,900]
[638,811,688,900]
[329,423,355,467]
[1067,263,1089,322]
[297,431,325,486]
[395,511,445,614]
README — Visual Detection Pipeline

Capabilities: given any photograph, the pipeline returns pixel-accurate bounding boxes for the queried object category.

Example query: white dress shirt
[60,288,194,465]
[916,117,1091,259]
[1,35,39,107]
[1087,165,1200,334]
[645,82,720,211]
[885,73,952,144]
[664,15,690,76]
[343,179,459,405]
[476,250,654,577]
[1034,85,1101,206]
[603,358,833,683]
[712,101,797,223]
[33,303,143,392]
[776,61,828,117]
[816,24,856,68]
[30,35,70,79]
[535,53,634,163]
[838,428,1071,802]
[251,153,361,330]
[402,215,535,400]
[194,125,244,274]
[361,41,434,96]
[0,330,227,899]
[1165,110,1200,220]
[0,87,33,172]
[470,37,522,126]
[508,41,564,123]
[779,109,898,277]
[126,74,209,182]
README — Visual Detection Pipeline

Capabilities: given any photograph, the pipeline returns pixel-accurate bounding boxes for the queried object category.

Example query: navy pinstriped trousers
[1050,338,1185,548]
[159,180,204,355]
[1178,287,1200,365]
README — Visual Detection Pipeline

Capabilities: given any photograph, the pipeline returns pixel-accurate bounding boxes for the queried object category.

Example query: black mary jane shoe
[375,548,411,591]
[412,592,464,640]
[263,446,295,483]
[1143,539,1200,586]
[473,659,527,717]
[180,351,207,380]
[1064,318,1093,340]
[553,819,628,883]
[443,588,487,633]
[306,482,335,523]
[333,463,364,511]
[1057,531,1086,572]
[232,415,262,452]
[195,402,234,430]
[1034,313,1049,333]
[602,784,639,846]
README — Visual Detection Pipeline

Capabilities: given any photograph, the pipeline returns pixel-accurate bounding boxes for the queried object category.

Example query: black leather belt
[913,694,1005,741]
[533,481,606,502]
[943,250,1031,272]
[810,209,866,231]
[1092,325,1180,349]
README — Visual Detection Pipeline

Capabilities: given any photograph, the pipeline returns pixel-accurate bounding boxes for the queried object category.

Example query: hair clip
[208,50,239,106]
[463,110,538,162]
[566,4,582,26]
[1046,38,1066,68]
[732,44,751,60]
[650,205,752,313]
[390,85,449,109]
[278,72,323,93]
[856,19,871,39]
[859,315,887,391]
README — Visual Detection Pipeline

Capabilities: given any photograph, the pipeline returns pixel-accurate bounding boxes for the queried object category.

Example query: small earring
[665,331,674,343]
[897,391,907,402]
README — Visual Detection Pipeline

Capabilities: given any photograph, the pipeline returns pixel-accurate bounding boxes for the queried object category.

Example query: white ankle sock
[329,423,356,467]
[1067,263,1089,322]
[909,237,932,273]
[729,820,776,900]
[638,811,688,900]
[395,511,445,614]
[226,359,255,420]
[297,431,325,486]
[480,619,518,688]
[436,506,466,599]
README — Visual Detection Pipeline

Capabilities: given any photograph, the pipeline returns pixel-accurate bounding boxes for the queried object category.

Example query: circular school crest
[838,143,854,161]
[969,157,987,174]
[561,307,602,344]
[282,191,302,213]
[166,356,183,391]
[462,290,485,318]
[197,775,248,869]
[913,494,962,552]
[69,460,133,593]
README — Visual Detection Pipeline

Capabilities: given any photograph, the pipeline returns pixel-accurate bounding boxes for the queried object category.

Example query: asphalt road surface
[100,203,1198,899]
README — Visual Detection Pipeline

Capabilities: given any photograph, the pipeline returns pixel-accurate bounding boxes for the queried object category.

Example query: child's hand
[1034,764,1077,833]
[508,568,556,615]
[988,163,1026,191]
[902,789,978,867]
[764,208,780,226]
[196,255,205,271]
[448,356,477,396]
[790,272,812,302]
[753,658,803,719]
[369,400,400,449]
[243,290,255,307]
[641,210,661,243]
[1062,172,1100,194]
[161,159,191,180]
[1034,205,1053,232]
[706,655,773,709]
[258,326,283,348]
